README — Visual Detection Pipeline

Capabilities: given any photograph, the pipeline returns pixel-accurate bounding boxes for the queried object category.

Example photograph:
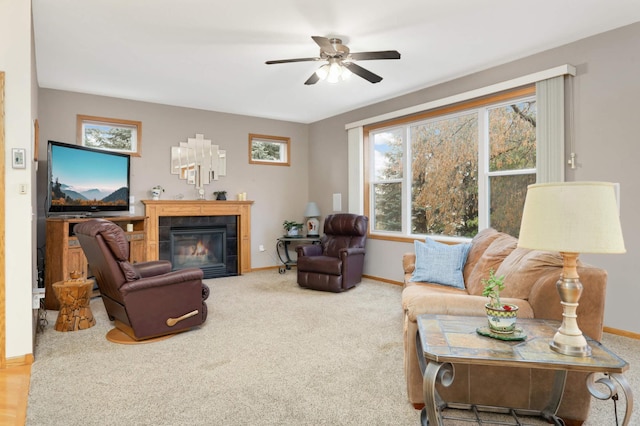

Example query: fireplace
[158,215,238,278]
[143,200,253,274]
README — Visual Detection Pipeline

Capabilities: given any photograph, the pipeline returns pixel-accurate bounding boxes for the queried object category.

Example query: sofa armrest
[120,268,204,295]
[339,247,366,257]
[403,253,416,274]
[402,285,534,322]
[296,244,323,257]
[133,260,172,278]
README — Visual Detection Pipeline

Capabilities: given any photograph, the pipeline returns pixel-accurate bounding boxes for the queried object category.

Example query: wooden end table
[416,314,633,425]
[53,279,96,332]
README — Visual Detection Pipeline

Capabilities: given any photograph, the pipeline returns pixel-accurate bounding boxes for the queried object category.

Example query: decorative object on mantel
[171,133,227,194]
[518,182,626,357]
[214,191,227,200]
[283,220,303,237]
[303,202,321,237]
[481,269,519,335]
[151,185,165,200]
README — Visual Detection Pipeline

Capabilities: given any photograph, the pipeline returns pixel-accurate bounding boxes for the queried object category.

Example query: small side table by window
[53,279,96,332]
[276,236,321,274]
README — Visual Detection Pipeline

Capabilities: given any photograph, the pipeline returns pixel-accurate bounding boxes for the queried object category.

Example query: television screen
[47,140,130,216]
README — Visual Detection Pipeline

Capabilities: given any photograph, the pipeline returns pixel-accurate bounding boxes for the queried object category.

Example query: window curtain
[347,127,364,214]
[535,76,565,182]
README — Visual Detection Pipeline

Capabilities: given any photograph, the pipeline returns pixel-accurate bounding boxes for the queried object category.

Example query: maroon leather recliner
[296,214,368,292]
[74,218,209,342]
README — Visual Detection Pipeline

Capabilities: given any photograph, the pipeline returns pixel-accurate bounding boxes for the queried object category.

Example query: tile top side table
[416,314,632,426]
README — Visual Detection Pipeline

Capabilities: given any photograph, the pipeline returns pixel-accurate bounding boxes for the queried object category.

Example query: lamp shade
[304,202,321,218]
[518,182,625,254]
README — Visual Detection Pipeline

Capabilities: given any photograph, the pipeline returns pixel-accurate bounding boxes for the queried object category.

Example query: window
[77,115,142,156]
[366,86,536,240]
[249,133,291,166]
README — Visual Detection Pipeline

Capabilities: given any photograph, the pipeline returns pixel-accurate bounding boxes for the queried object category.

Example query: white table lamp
[518,182,625,356]
[304,202,321,237]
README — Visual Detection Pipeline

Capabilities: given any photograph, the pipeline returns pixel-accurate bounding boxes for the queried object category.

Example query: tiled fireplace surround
[142,200,253,276]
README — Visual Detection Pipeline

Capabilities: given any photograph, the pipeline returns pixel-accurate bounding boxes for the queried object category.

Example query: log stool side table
[53,279,96,332]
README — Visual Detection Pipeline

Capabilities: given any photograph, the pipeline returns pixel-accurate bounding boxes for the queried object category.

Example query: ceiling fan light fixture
[327,62,342,83]
[315,64,330,80]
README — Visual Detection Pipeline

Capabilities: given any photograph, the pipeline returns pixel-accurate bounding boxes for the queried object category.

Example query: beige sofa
[402,228,607,425]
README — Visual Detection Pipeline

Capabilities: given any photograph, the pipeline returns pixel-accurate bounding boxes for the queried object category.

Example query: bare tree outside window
[488,100,537,236]
[411,113,478,237]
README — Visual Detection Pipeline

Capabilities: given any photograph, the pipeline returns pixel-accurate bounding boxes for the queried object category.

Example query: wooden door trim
[1,71,6,368]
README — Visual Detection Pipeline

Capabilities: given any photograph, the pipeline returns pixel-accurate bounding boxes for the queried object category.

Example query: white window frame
[367,92,537,241]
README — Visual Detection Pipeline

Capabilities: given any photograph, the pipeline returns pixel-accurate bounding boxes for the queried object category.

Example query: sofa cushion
[496,248,564,299]
[466,233,518,296]
[462,228,503,282]
[410,238,471,289]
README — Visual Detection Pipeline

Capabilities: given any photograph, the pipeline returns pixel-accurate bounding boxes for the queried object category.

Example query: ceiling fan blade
[265,57,320,65]
[350,50,401,61]
[342,62,383,84]
[311,36,337,54]
[304,72,320,85]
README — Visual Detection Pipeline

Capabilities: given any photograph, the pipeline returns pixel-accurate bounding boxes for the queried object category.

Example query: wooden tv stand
[44,216,147,310]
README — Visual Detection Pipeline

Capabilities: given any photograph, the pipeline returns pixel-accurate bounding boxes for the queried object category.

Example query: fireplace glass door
[170,227,226,277]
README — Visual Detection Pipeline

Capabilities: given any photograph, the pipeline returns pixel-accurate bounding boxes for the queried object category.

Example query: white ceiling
[32,1,640,124]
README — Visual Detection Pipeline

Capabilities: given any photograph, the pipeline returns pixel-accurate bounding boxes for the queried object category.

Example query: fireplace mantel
[142,200,254,274]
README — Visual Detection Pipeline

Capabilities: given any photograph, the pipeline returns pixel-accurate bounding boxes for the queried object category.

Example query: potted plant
[482,269,518,334]
[282,220,303,237]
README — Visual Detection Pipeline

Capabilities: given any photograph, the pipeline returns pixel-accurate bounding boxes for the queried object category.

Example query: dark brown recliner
[295,214,368,292]
[74,218,209,343]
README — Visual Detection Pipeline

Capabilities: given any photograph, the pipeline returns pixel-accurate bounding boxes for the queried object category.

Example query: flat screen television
[47,140,130,216]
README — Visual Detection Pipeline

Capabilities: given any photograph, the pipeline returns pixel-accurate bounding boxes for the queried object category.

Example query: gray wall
[37,90,310,269]
[309,22,640,334]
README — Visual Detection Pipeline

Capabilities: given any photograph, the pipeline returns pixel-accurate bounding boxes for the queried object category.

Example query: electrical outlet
[259,245,265,252]
[32,288,45,309]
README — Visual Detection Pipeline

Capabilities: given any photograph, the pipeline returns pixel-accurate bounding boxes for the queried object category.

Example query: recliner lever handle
[166,310,199,326]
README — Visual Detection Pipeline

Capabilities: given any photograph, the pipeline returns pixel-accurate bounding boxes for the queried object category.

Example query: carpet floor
[27,270,638,425]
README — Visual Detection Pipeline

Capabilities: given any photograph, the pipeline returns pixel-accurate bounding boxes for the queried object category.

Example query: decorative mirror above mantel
[171,134,226,195]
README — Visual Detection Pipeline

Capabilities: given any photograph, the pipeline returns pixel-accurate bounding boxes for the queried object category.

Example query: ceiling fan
[265,36,401,85]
